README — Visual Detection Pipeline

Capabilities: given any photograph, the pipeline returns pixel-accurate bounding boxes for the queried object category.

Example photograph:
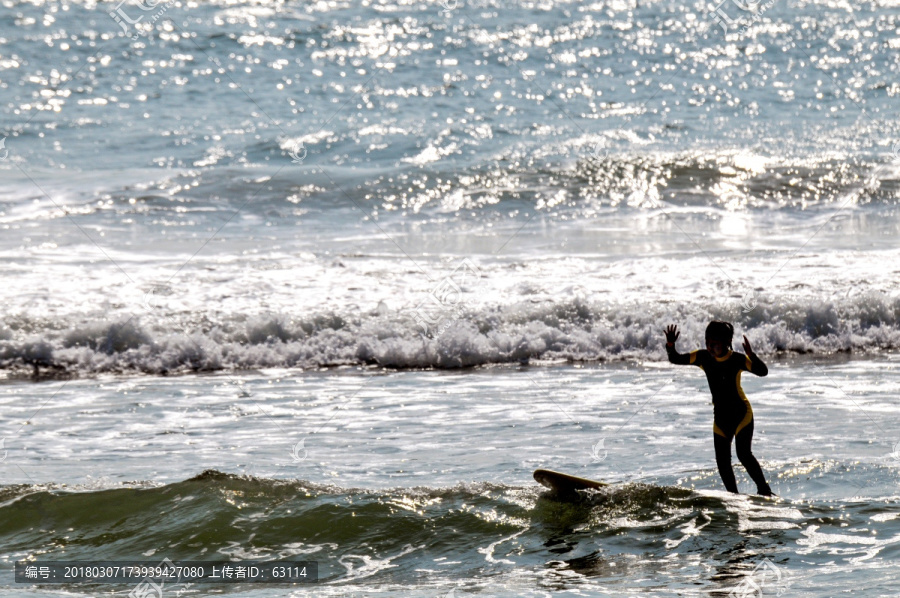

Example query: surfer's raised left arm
[741,334,768,377]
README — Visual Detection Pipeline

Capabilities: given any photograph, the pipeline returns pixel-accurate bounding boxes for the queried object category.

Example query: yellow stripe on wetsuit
[713,369,754,438]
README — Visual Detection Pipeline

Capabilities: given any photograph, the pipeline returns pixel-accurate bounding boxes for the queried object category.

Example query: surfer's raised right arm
[664,324,697,365]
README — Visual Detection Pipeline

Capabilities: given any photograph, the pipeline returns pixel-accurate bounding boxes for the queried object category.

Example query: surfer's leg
[713,426,739,493]
[734,420,773,496]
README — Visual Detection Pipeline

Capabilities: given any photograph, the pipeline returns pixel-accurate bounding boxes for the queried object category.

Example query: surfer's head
[705,320,734,357]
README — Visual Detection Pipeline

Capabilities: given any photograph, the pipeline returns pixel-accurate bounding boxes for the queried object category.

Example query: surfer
[664,321,775,497]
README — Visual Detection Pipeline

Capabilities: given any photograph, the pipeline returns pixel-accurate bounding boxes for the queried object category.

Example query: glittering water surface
[2,0,900,376]
[2,0,900,595]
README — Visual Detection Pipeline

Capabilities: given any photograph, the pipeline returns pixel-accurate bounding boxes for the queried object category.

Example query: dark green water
[4,469,900,596]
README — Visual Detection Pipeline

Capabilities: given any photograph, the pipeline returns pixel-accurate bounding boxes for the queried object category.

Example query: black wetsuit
[666,345,772,495]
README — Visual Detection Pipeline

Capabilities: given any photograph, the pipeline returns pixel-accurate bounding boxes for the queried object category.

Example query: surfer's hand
[742,334,754,355]
[664,324,679,345]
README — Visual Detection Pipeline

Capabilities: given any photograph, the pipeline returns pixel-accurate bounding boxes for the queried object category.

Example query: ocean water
[2,0,900,595]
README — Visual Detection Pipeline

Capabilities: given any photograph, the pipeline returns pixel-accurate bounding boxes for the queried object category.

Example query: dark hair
[705,321,734,345]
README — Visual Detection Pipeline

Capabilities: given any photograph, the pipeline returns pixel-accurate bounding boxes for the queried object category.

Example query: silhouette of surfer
[665,321,775,496]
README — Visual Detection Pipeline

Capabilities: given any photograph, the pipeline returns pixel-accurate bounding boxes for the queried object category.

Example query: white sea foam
[2,289,899,376]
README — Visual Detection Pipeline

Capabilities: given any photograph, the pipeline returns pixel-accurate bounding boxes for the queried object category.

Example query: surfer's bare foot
[757,485,776,497]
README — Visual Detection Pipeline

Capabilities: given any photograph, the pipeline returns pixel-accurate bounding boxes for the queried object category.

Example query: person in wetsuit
[665,321,774,496]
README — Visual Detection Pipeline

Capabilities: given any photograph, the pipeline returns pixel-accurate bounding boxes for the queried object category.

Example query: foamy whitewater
[2,0,900,595]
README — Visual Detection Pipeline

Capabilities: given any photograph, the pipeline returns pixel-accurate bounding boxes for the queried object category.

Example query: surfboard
[533,469,607,493]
